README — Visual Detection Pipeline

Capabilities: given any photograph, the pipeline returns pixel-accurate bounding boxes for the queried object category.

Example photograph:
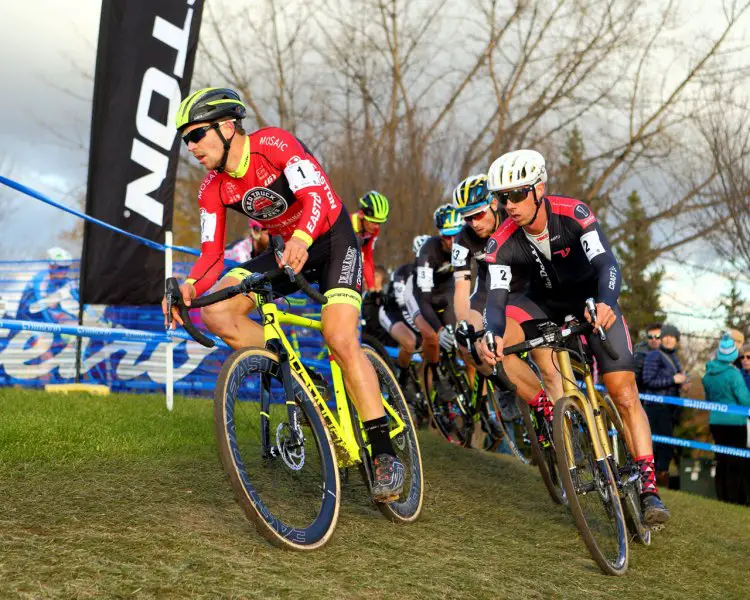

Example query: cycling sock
[397,366,410,387]
[636,454,659,496]
[529,390,553,422]
[364,416,395,457]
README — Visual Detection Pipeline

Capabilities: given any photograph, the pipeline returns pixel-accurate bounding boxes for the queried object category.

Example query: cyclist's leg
[199,253,282,350]
[589,303,669,520]
[389,321,418,371]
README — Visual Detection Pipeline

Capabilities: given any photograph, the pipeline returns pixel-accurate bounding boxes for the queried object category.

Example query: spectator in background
[642,324,686,489]
[727,328,745,370]
[224,219,269,264]
[741,343,750,391]
[702,333,750,505]
[634,323,662,389]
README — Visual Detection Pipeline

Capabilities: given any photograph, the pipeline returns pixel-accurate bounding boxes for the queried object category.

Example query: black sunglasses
[182,123,217,146]
[493,186,534,206]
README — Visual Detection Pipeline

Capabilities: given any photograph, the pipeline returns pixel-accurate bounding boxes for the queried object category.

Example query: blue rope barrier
[0,175,201,257]
[652,435,750,459]
[593,384,750,418]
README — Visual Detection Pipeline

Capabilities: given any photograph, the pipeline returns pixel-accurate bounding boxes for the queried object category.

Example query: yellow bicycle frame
[555,350,613,467]
[259,299,407,468]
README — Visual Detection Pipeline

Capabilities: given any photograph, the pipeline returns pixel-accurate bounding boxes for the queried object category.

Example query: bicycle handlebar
[165,235,328,348]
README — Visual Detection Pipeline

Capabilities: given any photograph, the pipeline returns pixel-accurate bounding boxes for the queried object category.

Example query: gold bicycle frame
[555,350,613,467]
[259,299,407,468]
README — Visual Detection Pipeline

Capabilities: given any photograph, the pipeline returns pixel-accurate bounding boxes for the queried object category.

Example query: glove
[454,320,474,351]
[438,325,455,351]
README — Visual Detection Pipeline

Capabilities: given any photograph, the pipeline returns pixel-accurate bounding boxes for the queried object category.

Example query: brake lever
[585,297,607,341]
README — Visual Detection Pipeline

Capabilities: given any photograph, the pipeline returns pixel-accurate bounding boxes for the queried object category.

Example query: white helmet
[487,149,547,192]
[412,234,430,256]
[47,246,73,267]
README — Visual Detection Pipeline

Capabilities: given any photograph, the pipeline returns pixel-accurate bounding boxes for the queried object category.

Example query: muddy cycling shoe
[371,454,405,502]
[641,493,671,526]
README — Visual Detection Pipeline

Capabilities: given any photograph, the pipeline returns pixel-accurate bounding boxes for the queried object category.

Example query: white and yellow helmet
[487,149,547,192]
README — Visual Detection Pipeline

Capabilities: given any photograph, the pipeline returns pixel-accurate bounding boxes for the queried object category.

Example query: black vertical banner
[81,0,204,305]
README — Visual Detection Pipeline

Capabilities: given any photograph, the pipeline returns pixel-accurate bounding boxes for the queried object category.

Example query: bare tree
[179,0,750,266]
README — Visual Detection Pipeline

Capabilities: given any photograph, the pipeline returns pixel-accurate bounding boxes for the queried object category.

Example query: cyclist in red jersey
[351,191,390,291]
[224,219,269,264]
[162,88,404,501]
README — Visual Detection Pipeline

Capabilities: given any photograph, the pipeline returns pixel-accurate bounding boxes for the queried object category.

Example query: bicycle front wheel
[601,394,651,545]
[214,348,340,551]
[362,347,425,523]
[553,396,629,575]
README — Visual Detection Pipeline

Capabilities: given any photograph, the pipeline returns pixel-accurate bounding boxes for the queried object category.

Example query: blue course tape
[593,384,750,418]
[651,435,750,459]
[0,175,201,257]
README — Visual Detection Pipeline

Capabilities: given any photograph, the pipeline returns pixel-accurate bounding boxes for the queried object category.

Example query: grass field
[1,388,749,599]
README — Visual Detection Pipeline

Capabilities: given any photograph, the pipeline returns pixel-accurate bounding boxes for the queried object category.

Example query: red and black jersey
[351,212,380,289]
[484,195,621,337]
[187,127,343,295]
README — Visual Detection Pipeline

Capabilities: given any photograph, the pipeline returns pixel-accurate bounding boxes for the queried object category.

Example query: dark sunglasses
[493,186,534,206]
[182,123,217,146]
[647,334,661,340]
[463,207,489,222]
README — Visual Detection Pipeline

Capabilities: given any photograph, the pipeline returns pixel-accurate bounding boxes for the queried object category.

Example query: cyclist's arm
[578,219,621,307]
[454,278,473,323]
[414,244,442,331]
[452,238,473,322]
[186,176,227,296]
[483,239,511,338]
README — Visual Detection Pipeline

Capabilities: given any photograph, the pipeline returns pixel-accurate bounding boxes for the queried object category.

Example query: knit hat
[661,324,680,342]
[717,333,739,363]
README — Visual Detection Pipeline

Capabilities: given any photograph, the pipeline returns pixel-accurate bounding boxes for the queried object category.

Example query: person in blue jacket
[642,324,687,488]
[703,333,750,505]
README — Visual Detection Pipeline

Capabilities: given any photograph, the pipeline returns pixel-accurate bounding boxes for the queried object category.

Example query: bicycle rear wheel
[424,361,472,445]
[351,347,424,523]
[553,396,629,575]
[518,398,565,504]
[214,348,340,551]
[601,394,651,545]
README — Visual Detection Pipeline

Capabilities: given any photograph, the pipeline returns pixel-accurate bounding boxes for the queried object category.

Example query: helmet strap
[212,122,235,173]
[529,187,545,226]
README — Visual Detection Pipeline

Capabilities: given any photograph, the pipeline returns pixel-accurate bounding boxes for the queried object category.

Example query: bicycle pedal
[650,524,665,533]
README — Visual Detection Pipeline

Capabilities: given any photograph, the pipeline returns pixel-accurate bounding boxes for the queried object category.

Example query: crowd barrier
[1,175,748,461]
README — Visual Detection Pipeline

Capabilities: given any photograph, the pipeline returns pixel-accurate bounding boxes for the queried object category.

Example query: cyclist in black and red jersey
[351,191,390,291]
[414,204,463,400]
[451,174,562,419]
[477,149,670,525]
[161,87,403,501]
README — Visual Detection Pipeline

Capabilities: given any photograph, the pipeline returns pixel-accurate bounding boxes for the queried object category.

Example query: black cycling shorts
[506,295,635,374]
[226,209,363,308]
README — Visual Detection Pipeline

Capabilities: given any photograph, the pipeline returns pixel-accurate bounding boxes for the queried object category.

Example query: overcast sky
[0,0,747,336]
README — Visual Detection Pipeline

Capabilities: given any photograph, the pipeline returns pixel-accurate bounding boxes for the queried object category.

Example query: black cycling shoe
[641,493,671,526]
[371,454,405,502]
